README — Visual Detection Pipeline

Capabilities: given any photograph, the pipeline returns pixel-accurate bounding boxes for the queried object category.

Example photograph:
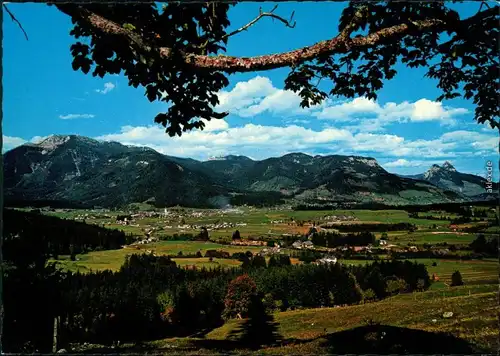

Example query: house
[317,256,337,264]
[303,241,314,249]
[379,239,388,246]
[292,240,314,249]
[353,246,366,252]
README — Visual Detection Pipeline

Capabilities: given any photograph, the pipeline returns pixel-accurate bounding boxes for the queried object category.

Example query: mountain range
[4,135,497,208]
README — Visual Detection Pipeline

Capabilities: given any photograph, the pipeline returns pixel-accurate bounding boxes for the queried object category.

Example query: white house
[292,240,314,249]
[318,257,337,264]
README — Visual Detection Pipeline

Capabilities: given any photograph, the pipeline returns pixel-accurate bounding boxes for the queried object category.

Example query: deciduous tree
[49,2,498,137]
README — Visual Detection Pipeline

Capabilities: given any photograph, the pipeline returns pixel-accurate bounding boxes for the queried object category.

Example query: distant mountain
[195,153,463,205]
[4,135,476,208]
[4,135,227,208]
[396,161,498,200]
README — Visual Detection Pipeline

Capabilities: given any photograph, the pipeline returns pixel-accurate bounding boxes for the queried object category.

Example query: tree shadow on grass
[320,324,478,354]
[192,299,283,352]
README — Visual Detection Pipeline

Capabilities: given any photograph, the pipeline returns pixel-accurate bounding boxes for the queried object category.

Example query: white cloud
[59,114,95,120]
[97,120,353,159]
[212,76,469,131]
[383,159,442,168]
[2,135,55,152]
[95,82,116,94]
[315,97,468,126]
[441,130,498,152]
[286,119,311,125]
[95,112,493,162]
[215,76,323,118]
[3,135,26,152]
[30,135,50,144]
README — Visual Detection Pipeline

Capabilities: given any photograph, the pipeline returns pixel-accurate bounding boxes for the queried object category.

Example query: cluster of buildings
[258,245,282,256]
[323,215,359,222]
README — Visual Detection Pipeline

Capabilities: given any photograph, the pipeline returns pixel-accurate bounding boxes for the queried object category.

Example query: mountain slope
[4,135,477,208]
[398,162,498,200]
[4,135,227,208]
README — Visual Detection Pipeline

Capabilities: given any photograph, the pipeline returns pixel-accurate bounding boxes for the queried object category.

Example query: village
[42,206,483,269]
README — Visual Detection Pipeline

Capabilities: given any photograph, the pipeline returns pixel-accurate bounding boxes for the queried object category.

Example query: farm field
[338,258,499,288]
[50,241,266,272]
[382,231,476,245]
[40,206,494,243]
[24,205,497,354]
[80,283,498,354]
[44,206,493,276]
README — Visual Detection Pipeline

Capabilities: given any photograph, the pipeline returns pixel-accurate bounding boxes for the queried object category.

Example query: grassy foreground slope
[79,283,498,354]
[205,284,498,354]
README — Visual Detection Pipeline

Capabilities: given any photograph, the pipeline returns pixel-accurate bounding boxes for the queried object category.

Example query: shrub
[416,278,426,291]
[262,293,278,312]
[451,270,464,286]
[251,255,267,269]
[157,291,176,323]
[385,277,408,295]
[268,255,291,267]
[363,288,377,302]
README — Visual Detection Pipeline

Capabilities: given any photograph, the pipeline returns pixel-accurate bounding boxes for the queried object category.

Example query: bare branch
[221,4,296,41]
[56,4,499,73]
[477,1,491,13]
[3,4,29,41]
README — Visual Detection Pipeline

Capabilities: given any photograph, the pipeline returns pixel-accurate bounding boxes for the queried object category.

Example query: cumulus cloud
[30,135,50,143]
[2,135,55,152]
[59,114,95,120]
[95,113,494,162]
[441,130,498,152]
[3,135,26,152]
[314,97,468,126]
[95,82,116,94]
[211,76,469,131]
[215,76,324,118]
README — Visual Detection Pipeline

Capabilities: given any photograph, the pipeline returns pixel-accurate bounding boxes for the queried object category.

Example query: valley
[14,202,497,354]
[4,137,498,354]
[5,135,498,209]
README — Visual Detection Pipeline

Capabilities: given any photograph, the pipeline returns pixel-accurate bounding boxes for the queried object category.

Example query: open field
[50,241,266,272]
[40,207,495,245]
[81,283,498,354]
[43,206,494,278]
[31,206,498,354]
[339,258,498,287]
[381,231,476,245]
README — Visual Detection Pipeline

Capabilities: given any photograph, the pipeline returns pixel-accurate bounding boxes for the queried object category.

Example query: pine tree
[451,271,464,286]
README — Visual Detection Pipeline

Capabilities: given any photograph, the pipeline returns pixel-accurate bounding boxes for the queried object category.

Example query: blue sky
[3,2,497,178]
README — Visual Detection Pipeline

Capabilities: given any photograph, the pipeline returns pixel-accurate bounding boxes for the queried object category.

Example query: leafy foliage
[223,274,258,320]
[57,3,234,137]
[55,2,498,135]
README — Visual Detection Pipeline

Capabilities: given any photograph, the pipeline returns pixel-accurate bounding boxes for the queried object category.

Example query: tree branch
[3,4,29,41]
[56,4,497,73]
[221,4,295,41]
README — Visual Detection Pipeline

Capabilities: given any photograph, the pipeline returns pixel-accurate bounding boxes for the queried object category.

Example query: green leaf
[123,23,136,31]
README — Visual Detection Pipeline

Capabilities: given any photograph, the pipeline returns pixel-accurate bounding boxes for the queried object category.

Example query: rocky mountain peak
[442,161,457,172]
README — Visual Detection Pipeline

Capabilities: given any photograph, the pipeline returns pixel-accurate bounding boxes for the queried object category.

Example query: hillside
[4,135,227,208]
[399,161,498,200]
[69,283,498,354]
[3,135,477,208]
